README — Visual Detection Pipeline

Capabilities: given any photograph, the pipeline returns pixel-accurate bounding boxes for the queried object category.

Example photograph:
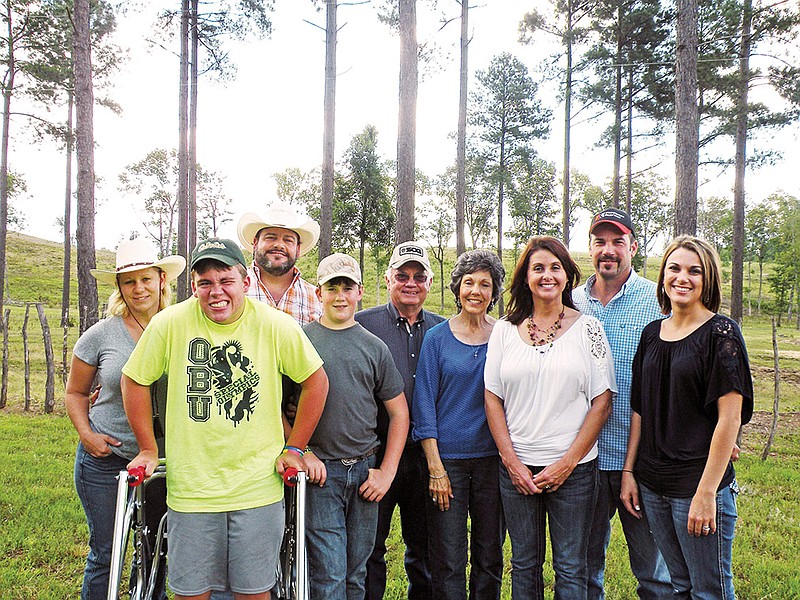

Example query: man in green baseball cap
[190,237,247,272]
[122,237,329,599]
[189,238,249,325]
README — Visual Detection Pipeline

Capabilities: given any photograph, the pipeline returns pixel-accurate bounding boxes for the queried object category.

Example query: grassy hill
[5,231,117,310]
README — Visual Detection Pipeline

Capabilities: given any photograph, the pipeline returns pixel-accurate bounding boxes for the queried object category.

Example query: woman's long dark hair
[505,236,580,326]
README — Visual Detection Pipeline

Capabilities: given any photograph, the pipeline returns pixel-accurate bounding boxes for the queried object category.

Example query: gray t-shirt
[303,321,404,460]
[73,316,166,460]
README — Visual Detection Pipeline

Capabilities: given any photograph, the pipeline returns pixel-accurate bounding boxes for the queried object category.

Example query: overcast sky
[10,0,799,252]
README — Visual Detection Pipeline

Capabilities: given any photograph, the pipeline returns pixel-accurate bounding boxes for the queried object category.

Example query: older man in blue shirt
[356,241,445,600]
[573,209,672,599]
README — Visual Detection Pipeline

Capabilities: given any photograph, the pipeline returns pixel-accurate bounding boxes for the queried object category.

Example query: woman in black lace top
[621,235,753,599]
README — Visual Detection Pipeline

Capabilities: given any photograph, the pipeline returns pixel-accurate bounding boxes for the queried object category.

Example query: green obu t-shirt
[123,297,323,513]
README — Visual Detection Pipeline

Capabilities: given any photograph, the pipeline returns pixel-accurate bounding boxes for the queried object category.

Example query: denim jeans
[74,443,167,600]
[307,454,379,600]
[640,482,738,600]
[426,456,504,600]
[365,444,432,600]
[499,460,598,600]
[587,470,672,599]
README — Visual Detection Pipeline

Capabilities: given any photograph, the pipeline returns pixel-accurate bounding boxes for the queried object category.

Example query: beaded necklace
[527,307,565,347]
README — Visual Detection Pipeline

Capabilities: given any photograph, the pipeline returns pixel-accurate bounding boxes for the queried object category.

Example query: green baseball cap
[190,238,246,270]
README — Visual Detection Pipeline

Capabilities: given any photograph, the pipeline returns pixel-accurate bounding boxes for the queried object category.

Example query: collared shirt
[245,263,322,326]
[573,270,665,471]
[355,302,446,444]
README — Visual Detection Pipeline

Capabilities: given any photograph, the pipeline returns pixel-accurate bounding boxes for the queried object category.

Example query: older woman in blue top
[412,249,506,600]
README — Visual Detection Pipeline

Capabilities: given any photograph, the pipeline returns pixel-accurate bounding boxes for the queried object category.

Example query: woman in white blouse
[484,236,615,600]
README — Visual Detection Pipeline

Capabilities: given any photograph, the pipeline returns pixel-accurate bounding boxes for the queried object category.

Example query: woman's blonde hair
[105,267,172,317]
[656,235,722,314]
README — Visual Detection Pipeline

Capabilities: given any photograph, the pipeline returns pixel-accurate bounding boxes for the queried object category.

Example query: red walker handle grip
[127,466,146,487]
[283,467,298,487]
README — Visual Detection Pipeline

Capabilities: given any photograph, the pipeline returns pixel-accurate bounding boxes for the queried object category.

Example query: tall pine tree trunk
[611,5,623,208]
[176,0,190,298]
[625,67,634,213]
[496,141,506,316]
[0,2,19,320]
[731,0,752,324]
[74,0,98,333]
[320,0,337,260]
[562,0,573,245]
[455,0,468,256]
[188,0,198,261]
[395,0,417,244]
[674,0,699,235]
[61,92,74,328]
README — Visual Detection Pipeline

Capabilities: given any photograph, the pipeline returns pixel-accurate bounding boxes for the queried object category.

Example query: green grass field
[3,410,799,598]
[2,232,800,597]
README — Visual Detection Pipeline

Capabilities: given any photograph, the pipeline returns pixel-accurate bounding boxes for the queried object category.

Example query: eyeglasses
[393,272,428,284]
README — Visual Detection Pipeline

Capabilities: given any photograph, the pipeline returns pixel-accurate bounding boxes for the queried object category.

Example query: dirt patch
[740,410,800,453]
[750,365,800,384]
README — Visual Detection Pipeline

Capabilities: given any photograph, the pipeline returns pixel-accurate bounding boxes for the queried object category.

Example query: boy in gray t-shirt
[302,253,409,600]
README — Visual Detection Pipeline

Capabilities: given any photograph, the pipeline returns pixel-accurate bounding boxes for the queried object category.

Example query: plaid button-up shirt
[245,263,322,326]
[573,270,665,471]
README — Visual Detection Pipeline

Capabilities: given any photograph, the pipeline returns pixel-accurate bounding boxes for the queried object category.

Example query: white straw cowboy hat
[90,238,186,286]
[236,206,320,257]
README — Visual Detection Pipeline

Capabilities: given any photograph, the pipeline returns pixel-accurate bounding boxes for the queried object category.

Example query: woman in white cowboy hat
[65,238,185,600]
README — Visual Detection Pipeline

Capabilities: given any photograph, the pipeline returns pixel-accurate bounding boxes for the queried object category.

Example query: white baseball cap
[388,241,433,277]
[317,253,362,286]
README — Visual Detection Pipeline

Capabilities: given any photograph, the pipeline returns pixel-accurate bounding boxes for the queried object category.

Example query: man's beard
[595,257,621,279]
[256,250,296,277]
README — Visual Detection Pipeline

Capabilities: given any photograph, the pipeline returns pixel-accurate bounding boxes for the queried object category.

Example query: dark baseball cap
[190,238,246,269]
[589,208,635,237]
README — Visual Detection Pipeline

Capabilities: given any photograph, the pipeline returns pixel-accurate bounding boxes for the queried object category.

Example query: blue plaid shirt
[573,270,665,470]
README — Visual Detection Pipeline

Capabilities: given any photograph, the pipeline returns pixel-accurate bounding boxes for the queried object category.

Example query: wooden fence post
[0,308,8,409]
[62,307,69,387]
[22,303,31,411]
[762,317,781,460]
[36,303,56,414]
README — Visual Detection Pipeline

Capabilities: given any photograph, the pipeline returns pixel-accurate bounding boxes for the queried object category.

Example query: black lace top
[631,314,754,497]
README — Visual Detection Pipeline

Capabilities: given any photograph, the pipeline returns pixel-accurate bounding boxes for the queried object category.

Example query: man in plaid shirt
[573,208,672,599]
[237,205,322,325]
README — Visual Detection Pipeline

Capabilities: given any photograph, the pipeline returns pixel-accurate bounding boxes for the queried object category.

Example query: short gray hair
[449,250,505,312]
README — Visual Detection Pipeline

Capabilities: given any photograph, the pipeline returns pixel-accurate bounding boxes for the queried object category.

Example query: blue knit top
[411,320,497,458]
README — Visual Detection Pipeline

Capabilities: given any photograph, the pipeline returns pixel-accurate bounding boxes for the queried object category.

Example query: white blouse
[484,314,616,466]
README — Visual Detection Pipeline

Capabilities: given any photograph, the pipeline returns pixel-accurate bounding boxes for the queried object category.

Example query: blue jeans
[74,443,167,600]
[499,460,598,600]
[365,444,432,600]
[426,456,504,600]
[640,482,738,599]
[587,470,672,599]
[307,454,379,600]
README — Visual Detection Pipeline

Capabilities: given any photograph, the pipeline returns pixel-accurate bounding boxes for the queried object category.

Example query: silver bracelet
[429,472,448,480]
